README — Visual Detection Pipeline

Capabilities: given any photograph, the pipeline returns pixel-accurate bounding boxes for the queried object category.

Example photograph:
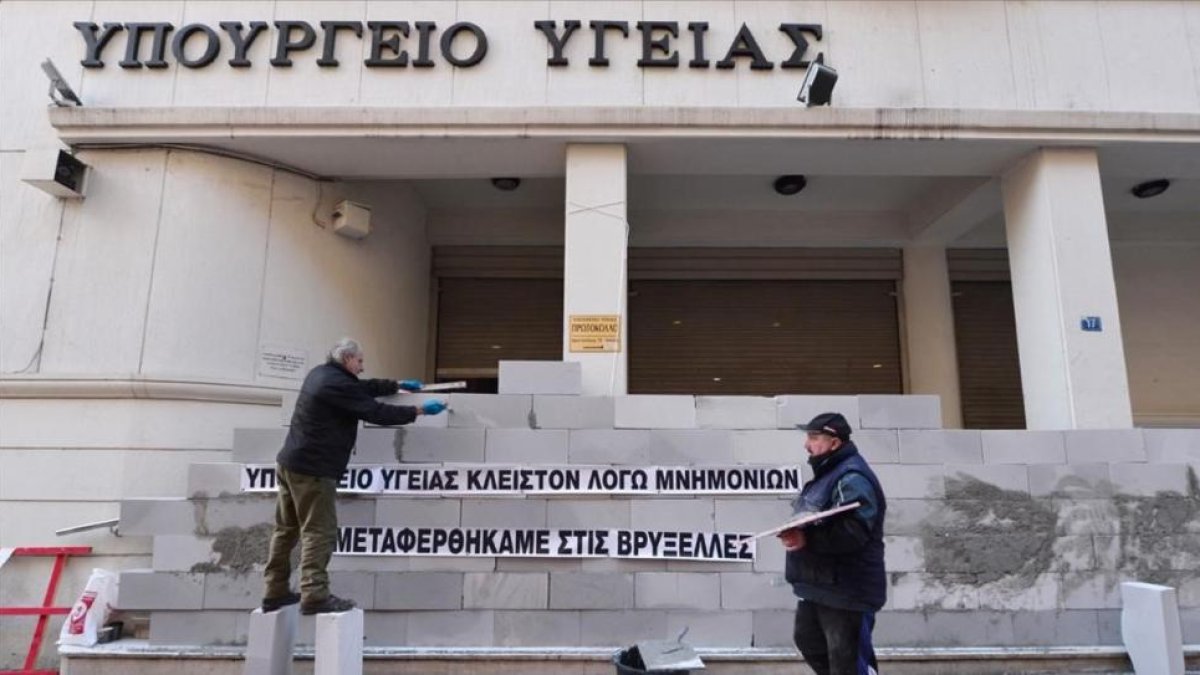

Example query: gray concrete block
[666,610,752,647]
[666,560,754,573]
[494,610,582,646]
[883,536,925,572]
[647,429,735,464]
[752,536,788,574]
[329,572,377,611]
[873,464,945,499]
[187,463,243,499]
[1050,535,1097,573]
[1097,609,1123,645]
[549,573,634,609]
[886,573,979,610]
[395,427,485,463]
[461,499,547,528]
[874,610,1014,647]
[720,573,795,610]
[854,429,900,464]
[546,499,631,529]
[858,395,941,429]
[568,429,650,464]
[1055,499,1121,535]
[630,498,714,531]
[883,499,938,536]
[404,610,495,646]
[375,498,460,527]
[245,605,298,674]
[731,430,804,464]
[498,360,582,395]
[149,610,240,646]
[119,570,205,610]
[614,395,696,429]
[579,610,668,646]
[752,609,795,647]
[776,395,860,429]
[363,611,408,647]
[944,464,1030,499]
[351,427,401,463]
[203,571,260,609]
[463,572,547,609]
[714,499,792,533]
[374,572,463,610]
[484,428,569,464]
[120,498,199,536]
[977,574,1060,610]
[1065,429,1146,464]
[233,428,287,463]
[330,556,410,573]
[1028,464,1112,498]
[696,396,777,429]
[982,430,1066,464]
[1180,608,1200,644]
[1061,572,1121,609]
[448,394,533,428]
[532,395,614,429]
[634,572,719,610]
[581,558,669,574]
[1108,462,1193,497]
[1144,429,1200,462]
[199,496,274,532]
[152,534,217,571]
[1010,610,1102,646]
[898,430,982,464]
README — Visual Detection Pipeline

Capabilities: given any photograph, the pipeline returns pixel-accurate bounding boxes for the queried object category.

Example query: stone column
[1001,148,1132,429]
[563,144,628,395]
[902,246,963,428]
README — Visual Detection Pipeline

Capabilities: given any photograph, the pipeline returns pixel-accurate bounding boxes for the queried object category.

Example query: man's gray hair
[329,337,362,363]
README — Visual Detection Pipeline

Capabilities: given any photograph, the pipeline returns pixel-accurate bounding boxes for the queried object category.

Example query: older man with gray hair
[262,337,447,614]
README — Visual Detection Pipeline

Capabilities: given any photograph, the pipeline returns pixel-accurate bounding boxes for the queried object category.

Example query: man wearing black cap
[777,412,886,675]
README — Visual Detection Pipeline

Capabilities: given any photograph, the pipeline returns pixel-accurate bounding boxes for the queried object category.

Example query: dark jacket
[276,360,418,479]
[784,441,887,612]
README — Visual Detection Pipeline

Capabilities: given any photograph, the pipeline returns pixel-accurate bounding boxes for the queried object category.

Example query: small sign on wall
[1080,316,1103,332]
[258,344,308,379]
[569,314,621,353]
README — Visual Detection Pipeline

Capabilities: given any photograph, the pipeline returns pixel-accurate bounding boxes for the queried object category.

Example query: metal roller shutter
[434,277,563,380]
[628,280,903,395]
[950,280,1026,429]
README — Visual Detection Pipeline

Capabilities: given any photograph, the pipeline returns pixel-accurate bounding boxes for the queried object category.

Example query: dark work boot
[261,591,301,612]
[300,594,357,615]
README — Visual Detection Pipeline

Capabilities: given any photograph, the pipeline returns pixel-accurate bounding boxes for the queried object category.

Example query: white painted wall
[4,1,1198,113]
[1114,243,1200,427]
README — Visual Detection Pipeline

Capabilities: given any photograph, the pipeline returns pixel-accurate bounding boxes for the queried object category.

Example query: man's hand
[777,528,806,552]
[397,379,424,392]
[419,399,448,416]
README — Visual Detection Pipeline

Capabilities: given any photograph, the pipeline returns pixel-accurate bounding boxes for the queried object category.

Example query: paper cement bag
[58,568,118,647]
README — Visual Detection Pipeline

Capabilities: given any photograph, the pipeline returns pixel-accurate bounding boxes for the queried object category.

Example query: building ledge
[0,374,289,405]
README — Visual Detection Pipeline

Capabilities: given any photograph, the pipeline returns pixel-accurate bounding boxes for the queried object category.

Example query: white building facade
[1,1,1199,670]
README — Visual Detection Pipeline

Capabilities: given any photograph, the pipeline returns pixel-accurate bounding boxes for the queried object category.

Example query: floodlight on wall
[797,61,838,107]
[491,177,521,191]
[21,148,88,198]
[332,199,371,239]
[1131,179,1170,199]
[773,175,807,196]
[41,59,82,107]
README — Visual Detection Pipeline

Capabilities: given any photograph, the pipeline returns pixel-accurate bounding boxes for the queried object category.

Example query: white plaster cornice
[48,107,1200,144]
[0,374,290,406]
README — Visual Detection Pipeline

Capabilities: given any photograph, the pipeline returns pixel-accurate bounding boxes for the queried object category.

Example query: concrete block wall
[120,375,1200,649]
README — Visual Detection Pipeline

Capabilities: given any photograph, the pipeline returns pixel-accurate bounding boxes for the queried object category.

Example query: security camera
[798,61,838,107]
[41,59,82,107]
[21,149,88,198]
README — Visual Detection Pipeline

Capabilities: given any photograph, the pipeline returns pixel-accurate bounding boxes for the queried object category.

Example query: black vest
[784,442,887,612]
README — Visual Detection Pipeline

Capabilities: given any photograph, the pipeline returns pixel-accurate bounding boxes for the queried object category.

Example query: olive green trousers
[263,465,337,605]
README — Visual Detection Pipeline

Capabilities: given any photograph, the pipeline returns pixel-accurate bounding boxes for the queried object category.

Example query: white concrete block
[775,395,860,430]
[532,395,615,429]
[498,361,582,395]
[447,394,533,428]
[982,430,1066,464]
[314,608,363,675]
[1144,429,1200,462]
[731,430,805,465]
[1065,429,1146,464]
[898,430,983,464]
[859,395,942,429]
[614,395,696,429]
[1121,582,1185,675]
[696,396,777,429]
[244,605,297,675]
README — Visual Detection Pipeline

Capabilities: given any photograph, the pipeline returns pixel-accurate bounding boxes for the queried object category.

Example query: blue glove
[420,400,448,415]
[397,379,423,392]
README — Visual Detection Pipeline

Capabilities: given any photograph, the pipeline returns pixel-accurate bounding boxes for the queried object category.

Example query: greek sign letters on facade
[73,19,824,71]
